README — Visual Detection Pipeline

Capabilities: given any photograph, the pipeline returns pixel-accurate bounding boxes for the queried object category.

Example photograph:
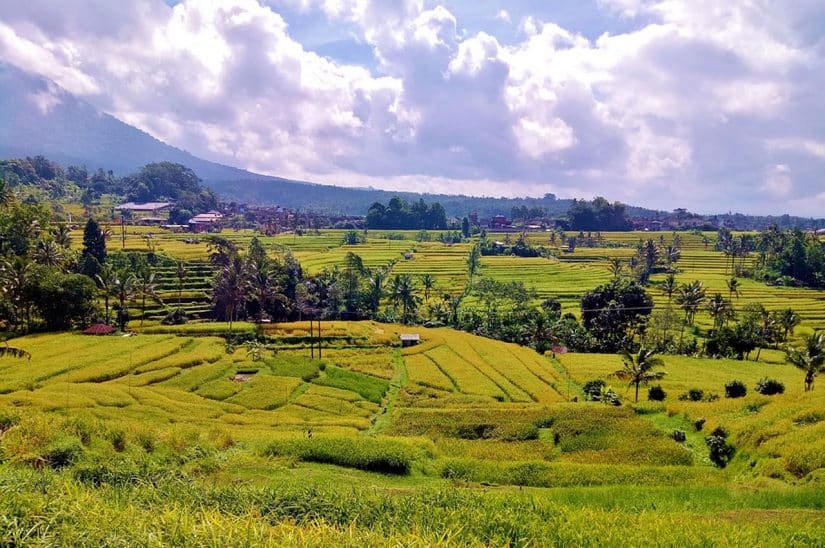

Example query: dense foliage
[366,197,448,230]
[567,197,632,231]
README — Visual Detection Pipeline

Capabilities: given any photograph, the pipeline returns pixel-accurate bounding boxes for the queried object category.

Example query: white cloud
[761,164,793,197]
[0,0,823,215]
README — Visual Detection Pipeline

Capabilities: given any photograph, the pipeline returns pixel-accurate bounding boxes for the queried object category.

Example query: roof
[83,323,115,335]
[188,213,223,224]
[116,202,172,211]
[400,334,420,341]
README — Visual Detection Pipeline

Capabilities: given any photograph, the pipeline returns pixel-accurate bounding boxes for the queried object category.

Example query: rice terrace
[3,1,825,544]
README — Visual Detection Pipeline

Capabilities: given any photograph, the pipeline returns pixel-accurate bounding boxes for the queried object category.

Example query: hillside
[0,321,823,544]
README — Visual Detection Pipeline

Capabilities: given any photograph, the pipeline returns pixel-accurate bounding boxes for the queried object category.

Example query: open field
[1,320,824,543]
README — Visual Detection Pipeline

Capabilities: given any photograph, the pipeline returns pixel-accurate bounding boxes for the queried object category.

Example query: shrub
[582,379,606,401]
[705,427,734,468]
[647,385,666,401]
[261,435,427,475]
[43,438,83,469]
[755,378,785,396]
[671,429,686,442]
[111,430,127,452]
[724,380,747,399]
[679,388,704,401]
[600,388,622,406]
[693,418,706,431]
[161,308,188,325]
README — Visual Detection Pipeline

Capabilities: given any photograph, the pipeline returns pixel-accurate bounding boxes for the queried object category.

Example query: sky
[1,0,824,215]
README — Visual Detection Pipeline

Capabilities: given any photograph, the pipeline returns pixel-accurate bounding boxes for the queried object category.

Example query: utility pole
[309,318,314,359]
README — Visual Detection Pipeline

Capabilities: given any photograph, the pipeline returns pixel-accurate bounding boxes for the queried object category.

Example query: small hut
[83,324,115,336]
[400,333,420,347]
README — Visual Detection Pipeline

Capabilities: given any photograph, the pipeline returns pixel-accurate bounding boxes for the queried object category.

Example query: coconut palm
[614,347,666,403]
[608,258,624,280]
[0,256,35,331]
[661,274,677,304]
[390,274,420,324]
[726,277,741,301]
[212,255,249,335]
[134,271,162,326]
[420,273,436,302]
[366,270,385,315]
[51,223,72,249]
[32,238,64,267]
[675,280,706,326]
[706,293,734,331]
[785,333,825,392]
[94,264,118,324]
[777,308,801,342]
[112,269,135,332]
[175,261,187,307]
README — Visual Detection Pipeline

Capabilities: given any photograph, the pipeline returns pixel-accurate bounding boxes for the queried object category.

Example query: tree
[32,238,63,268]
[366,271,385,315]
[608,258,624,280]
[213,255,249,335]
[466,245,481,282]
[581,279,653,352]
[461,217,471,238]
[786,333,825,392]
[81,218,106,277]
[112,269,135,331]
[0,256,35,330]
[777,308,801,342]
[30,270,97,330]
[706,293,734,331]
[95,265,118,324]
[175,261,187,307]
[420,273,436,303]
[726,277,741,301]
[134,271,161,327]
[390,274,420,324]
[675,280,706,326]
[614,348,666,402]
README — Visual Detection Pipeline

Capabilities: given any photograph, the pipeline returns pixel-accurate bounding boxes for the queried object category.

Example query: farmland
[1,318,824,544]
[2,225,824,544]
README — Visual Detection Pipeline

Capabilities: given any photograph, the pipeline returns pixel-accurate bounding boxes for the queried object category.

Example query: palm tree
[614,347,666,403]
[664,245,680,271]
[661,274,677,304]
[785,333,825,392]
[726,277,741,301]
[213,255,249,335]
[777,308,800,342]
[112,269,135,331]
[32,238,64,267]
[95,265,118,324]
[175,261,187,307]
[366,271,385,315]
[134,271,162,326]
[466,245,481,283]
[608,258,624,280]
[52,223,72,249]
[0,256,35,331]
[675,280,706,326]
[248,261,288,321]
[706,293,733,331]
[420,273,436,302]
[390,274,420,324]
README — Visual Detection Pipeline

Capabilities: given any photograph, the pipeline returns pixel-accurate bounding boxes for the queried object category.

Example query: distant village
[114,200,817,234]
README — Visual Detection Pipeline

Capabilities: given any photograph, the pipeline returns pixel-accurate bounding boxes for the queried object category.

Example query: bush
[679,388,705,402]
[647,385,666,401]
[705,427,734,468]
[43,438,84,469]
[755,378,785,396]
[671,429,686,442]
[261,435,428,475]
[724,380,747,398]
[161,308,189,325]
[600,388,622,406]
[693,418,706,431]
[582,379,606,401]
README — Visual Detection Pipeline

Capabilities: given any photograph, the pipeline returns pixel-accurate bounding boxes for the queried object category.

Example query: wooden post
[317,320,322,360]
[309,319,314,359]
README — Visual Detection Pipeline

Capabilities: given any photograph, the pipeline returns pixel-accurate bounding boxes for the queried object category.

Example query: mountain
[0,63,667,219]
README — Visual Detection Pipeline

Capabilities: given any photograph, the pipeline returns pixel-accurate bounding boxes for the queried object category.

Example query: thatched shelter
[83,324,115,335]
